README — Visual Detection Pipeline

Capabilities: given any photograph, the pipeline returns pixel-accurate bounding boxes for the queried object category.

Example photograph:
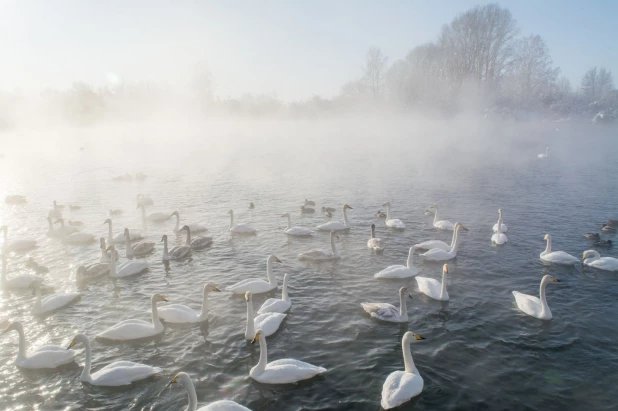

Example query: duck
[416,264,450,301]
[317,204,352,231]
[414,223,467,251]
[96,293,168,341]
[171,211,207,233]
[5,195,26,204]
[249,329,327,384]
[540,234,579,265]
[1,225,37,252]
[226,255,281,294]
[593,240,612,248]
[113,174,133,182]
[68,334,162,386]
[258,274,291,314]
[299,231,340,260]
[75,264,108,285]
[31,282,80,315]
[108,245,150,277]
[165,372,251,411]
[430,204,455,230]
[124,228,155,257]
[582,250,618,271]
[538,147,549,159]
[136,194,153,206]
[322,206,336,213]
[376,210,387,218]
[601,224,617,232]
[227,210,257,234]
[383,202,405,229]
[492,208,508,233]
[161,234,191,260]
[304,199,316,206]
[99,237,119,263]
[282,213,313,236]
[249,202,255,210]
[491,211,508,245]
[512,275,559,320]
[1,255,44,290]
[158,283,221,324]
[367,223,384,252]
[57,219,95,245]
[381,331,425,410]
[138,204,171,222]
[300,205,315,214]
[323,210,332,218]
[180,225,213,249]
[361,287,412,323]
[245,291,286,340]
[375,247,418,279]
[420,224,465,261]
[583,233,601,240]
[2,321,76,369]
[103,218,143,245]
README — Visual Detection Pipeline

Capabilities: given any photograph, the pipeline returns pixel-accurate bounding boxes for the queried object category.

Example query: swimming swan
[228,210,257,234]
[108,245,150,277]
[245,291,286,339]
[226,255,281,294]
[47,214,77,237]
[375,247,418,279]
[31,282,80,315]
[491,210,508,245]
[1,256,44,290]
[180,225,213,249]
[96,293,168,341]
[361,287,412,322]
[420,225,465,261]
[104,218,142,244]
[124,228,156,257]
[282,213,313,236]
[161,234,191,260]
[171,211,207,233]
[540,234,579,265]
[430,204,455,231]
[381,331,425,410]
[1,225,37,252]
[582,250,618,271]
[136,194,154,206]
[367,224,384,252]
[76,264,108,286]
[416,264,450,301]
[299,231,340,260]
[158,283,221,323]
[258,273,291,314]
[492,208,508,233]
[512,275,558,320]
[138,204,171,222]
[99,238,119,263]
[165,372,251,410]
[538,147,549,159]
[383,202,405,229]
[56,219,94,245]
[316,204,352,231]
[414,223,467,251]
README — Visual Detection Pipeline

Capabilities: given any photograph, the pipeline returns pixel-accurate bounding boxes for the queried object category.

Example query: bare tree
[192,62,214,110]
[363,47,389,100]
[581,67,614,102]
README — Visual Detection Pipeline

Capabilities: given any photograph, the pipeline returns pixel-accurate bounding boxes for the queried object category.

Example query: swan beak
[408,294,413,299]
[245,293,251,301]
[212,286,221,292]
[166,375,179,387]
[275,257,282,263]
[160,296,169,302]
[444,265,449,274]
[460,225,468,231]
[251,333,259,344]
[552,277,559,282]
[415,334,425,340]
[66,339,76,350]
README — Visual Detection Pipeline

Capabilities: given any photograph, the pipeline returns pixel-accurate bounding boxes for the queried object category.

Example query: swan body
[582,250,618,271]
[304,199,316,206]
[415,222,465,251]
[383,202,405,229]
[104,218,143,244]
[159,283,220,323]
[512,275,558,320]
[167,372,251,411]
[416,264,450,301]
[76,264,108,285]
[491,210,508,245]
[161,234,191,260]
[420,223,466,261]
[367,223,384,252]
[249,330,326,384]
[361,287,411,322]
[375,247,418,279]
[136,194,153,206]
[492,210,508,233]
[540,234,579,265]
[258,273,291,314]
[226,255,281,294]
[538,147,549,158]
[282,213,312,236]
[31,282,80,315]
[430,204,455,231]
[47,215,78,236]
[1,225,37,251]
[124,228,155,257]
[138,204,171,222]
[227,210,257,234]
[108,245,150,277]
[381,331,425,410]
[245,291,286,339]
[180,225,213,249]
[1,256,44,290]
[299,231,340,260]
[96,293,167,341]
[172,211,207,233]
[316,204,352,231]
[300,206,315,214]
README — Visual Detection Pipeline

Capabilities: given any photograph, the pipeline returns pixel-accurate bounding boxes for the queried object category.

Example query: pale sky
[1,0,617,101]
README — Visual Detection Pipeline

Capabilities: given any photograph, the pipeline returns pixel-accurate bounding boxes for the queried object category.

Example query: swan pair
[491,209,508,245]
[317,204,352,231]
[419,223,467,261]
[226,255,281,294]
[282,213,312,236]
[171,211,207,233]
[383,202,405,229]
[367,224,384,252]
[228,210,257,234]
[582,250,618,271]
[31,282,80,315]
[96,293,168,341]
[513,275,559,320]
[540,234,579,265]
[245,291,286,339]
[1,255,44,290]
[299,231,339,260]
[374,246,418,278]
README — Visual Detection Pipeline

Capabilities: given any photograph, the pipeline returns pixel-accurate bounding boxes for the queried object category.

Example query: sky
[0,0,617,101]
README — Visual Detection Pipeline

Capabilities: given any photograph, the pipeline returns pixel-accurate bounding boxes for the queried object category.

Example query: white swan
[383,202,405,229]
[108,245,150,277]
[538,147,549,159]
[258,273,291,314]
[540,234,579,265]
[375,247,418,279]
[492,208,508,233]
[57,219,94,245]
[47,213,77,237]
[180,225,213,249]
[76,264,108,285]
[166,372,251,411]
[161,234,191,260]
[282,213,312,236]
[414,223,467,251]
[299,231,340,260]
[512,275,559,320]
[96,293,168,341]
[420,225,465,261]
[31,282,80,315]
[430,204,455,231]
[104,218,142,244]
[367,224,384,252]
[136,194,154,206]
[124,228,155,257]
[491,210,508,245]
[159,283,220,323]
[2,321,76,369]
[381,331,425,410]
[1,255,44,290]
[1,225,37,252]
[361,287,412,322]
[249,329,327,384]
[227,210,257,234]
[68,333,162,386]
[316,204,352,231]
[138,204,171,222]
[171,211,207,233]
[226,255,281,294]
[416,264,450,301]
[245,291,286,339]
[582,250,618,271]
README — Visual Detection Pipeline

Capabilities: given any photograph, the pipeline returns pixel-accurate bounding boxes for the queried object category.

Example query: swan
[491,211,508,245]
[1,225,37,252]
[249,202,255,209]
[376,210,387,218]
[381,331,425,410]
[383,202,405,229]
[538,147,549,159]
[76,264,108,285]
[99,237,119,263]
[166,372,251,411]
[68,334,162,386]
[300,205,315,214]
[136,194,153,206]
[304,199,316,206]
[601,224,616,232]
[367,223,384,252]
[47,213,77,237]
[512,275,559,320]
[138,204,171,222]
[161,234,191,260]
[316,204,352,231]
[245,291,286,339]
[96,293,168,341]
[299,231,340,260]
[258,273,291,314]
[104,218,143,244]
[226,255,281,294]
[282,213,312,236]
[540,234,579,265]
[1,255,44,290]
[31,282,80,315]
[375,247,418,279]
[249,329,327,384]
[56,219,94,245]
[416,264,450,301]
[171,211,207,233]
[582,250,618,271]
[420,225,465,261]
[108,245,150,277]
[322,206,336,213]
[361,287,412,323]
[180,225,213,249]
[158,283,221,323]
[2,321,76,369]
[124,228,155,257]
[430,204,455,230]
[227,210,257,234]
[414,223,467,251]
[492,208,508,233]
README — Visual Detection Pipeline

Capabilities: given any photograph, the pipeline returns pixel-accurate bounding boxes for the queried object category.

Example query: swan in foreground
[540,234,579,265]
[282,213,312,236]
[136,194,154,206]
[250,329,327,384]
[166,372,251,411]
[317,204,352,231]
[57,219,94,245]
[31,282,80,315]
[159,283,221,323]
[180,225,213,249]
[108,245,150,278]
[492,208,508,233]
[171,211,207,233]
[414,223,467,251]
[416,264,450,301]
[68,334,162,386]
[538,147,549,159]
[96,293,168,341]
[2,321,75,369]
[420,224,465,261]
[138,204,171,222]
[582,250,618,271]
[245,291,286,339]
[124,228,156,257]
[104,218,142,244]
[383,202,405,229]
[375,247,418,279]
[161,234,191,260]
[99,237,119,263]
[1,225,37,252]
[381,331,425,410]
[512,275,558,320]
[299,231,340,260]
[228,210,257,234]
[361,287,412,323]
[430,204,455,230]
[367,223,384,252]
[258,273,291,314]
[75,264,108,285]
[1,256,44,290]
[226,255,281,294]
[491,210,508,245]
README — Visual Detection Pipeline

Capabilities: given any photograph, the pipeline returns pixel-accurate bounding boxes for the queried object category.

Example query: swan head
[403,331,425,343]
[443,264,449,275]
[281,213,289,218]
[227,210,233,215]
[204,283,220,294]
[2,321,23,334]
[180,225,190,232]
[106,245,116,254]
[582,250,598,260]
[245,291,252,301]
[267,255,282,264]
[382,202,391,207]
[67,333,89,349]
[152,293,169,303]
[171,211,179,218]
[498,208,502,214]
[399,287,413,299]
[457,223,468,231]
[542,275,559,284]
[330,231,340,240]
[103,218,112,225]
[543,234,551,241]
[167,372,192,389]
[160,234,168,243]
[250,329,264,344]
[371,223,375,229]
[343,204,353,210]
[430,203,437,209]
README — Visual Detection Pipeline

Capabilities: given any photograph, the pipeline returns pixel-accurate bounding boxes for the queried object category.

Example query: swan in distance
[375,247,418,279]
[299,231,340,260]
[282,213,313,236]
[383,202,405,229]
[540,234,579,265]
[492,208,508,233]
[108,245,150,277]
[381,331,425,410]
[226,255,281,294]
[165,372,251,410]
[512,275,559,320]
[317,204,352,231]
[245,291,286,340]
[258,273,292,314]
[414,223,467,251]
[367,223,384,252]
[416,264,450,301]
[96,293,168,341]
[158,283,221,323]
[582,250,618,271]
[227,210,257,234]
[538,147,549,159]
[361,287,412,322]
[138,204,171,222]
[491,210,508,245]
[430,204,455,230]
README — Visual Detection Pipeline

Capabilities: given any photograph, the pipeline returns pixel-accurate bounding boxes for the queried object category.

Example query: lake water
[1,118,617,410]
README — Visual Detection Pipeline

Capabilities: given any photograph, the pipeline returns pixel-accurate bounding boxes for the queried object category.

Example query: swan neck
[539,279,549,317]
[266,259,276,285]
[440,271,448,299]
[450,227,461,253]
[246,298,255,339]
[109,249,117,276]
[256,334,268,374]
[183,377,198,411]
[402,338,416,374]
[399,292,408,320]
[34,285,42,311]
[544,237,552,254]
[229,212,234,229]
[497,214,503,235]
[174,215,179,232]
[406,248,414,268]
[80,338,93,383]
[286,215,292,229]
[107,222,113,245]
[450,226,458,246]
[282,277,289,301]
[331,234,338,256]
[433,207,439,224]
[370,225,375,239]
[15,325,27,362]
[342,207,349,226]
[151,297,162,328]
[386,204,392,220]
[185,228,191,244]
[199,290,209,321]
[163,237,169,259]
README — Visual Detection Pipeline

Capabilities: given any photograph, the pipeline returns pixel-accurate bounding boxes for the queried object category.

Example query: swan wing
[491,233,508,244]
[285,227,313,236]
[360,303,402,321]
[36,293,80,314]
[230,224,256,233]
[226,279,274,294]
[492,223,508,233]
[386,219,406,229]
[132,241,155,255]
[158,304,200,323]
[381,371,423,410]
[258,298,291,314]
[420,248,454,261]
[254,313,286,336]
[190,236,213,248]
[91,361,162,386]
[19,346,76,369]
[96,319,158,340]
[413,240,449,251]
[434,220,454,230]
[367,238,384,250]
[298,249,334,260]
[199,400,251,411]
[257,359,326,384]
[541,251,578,264]
[316,221,347,231]
[374,265,417,279]
[416,276,442,299]
[512,291,542,317]
[117,260,149,277]
[588,258,618,271]
[169,245,191,259]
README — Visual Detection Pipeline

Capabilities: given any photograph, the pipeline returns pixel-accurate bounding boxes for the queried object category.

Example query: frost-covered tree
[581,67,614,103]
[363,47,389,100]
